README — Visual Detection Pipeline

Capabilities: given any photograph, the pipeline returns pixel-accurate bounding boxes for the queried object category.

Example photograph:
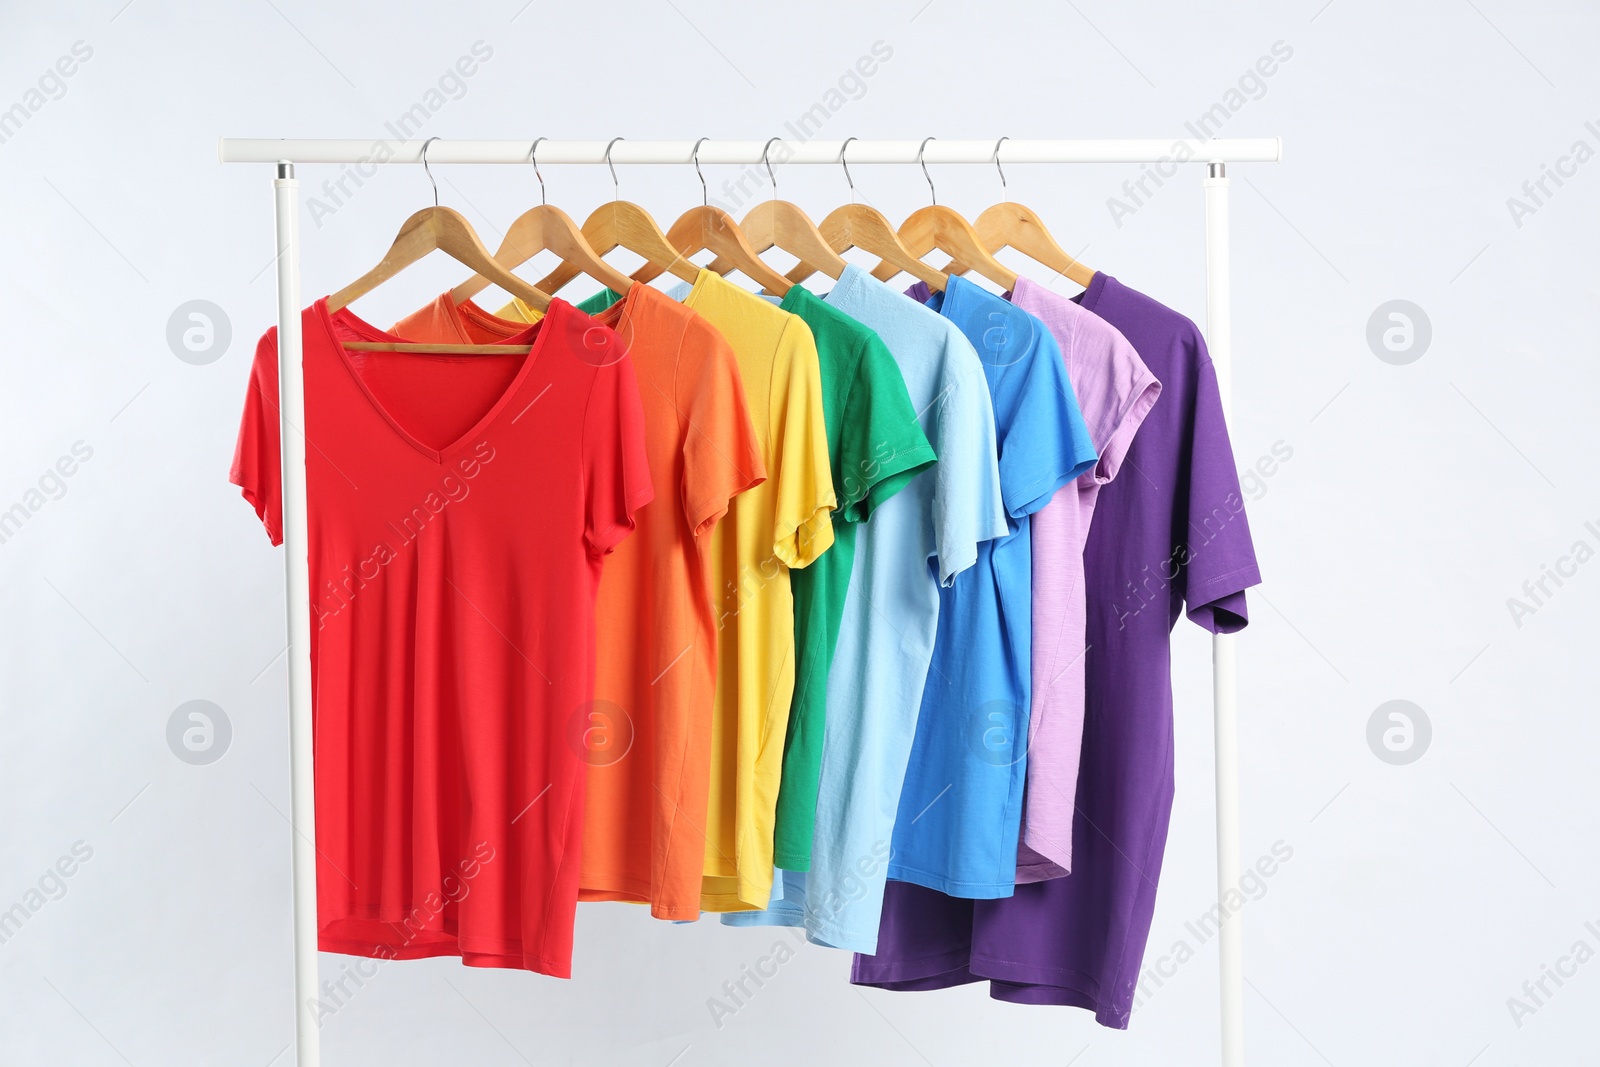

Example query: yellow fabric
[498,296,543,324]
[680,271,833,910]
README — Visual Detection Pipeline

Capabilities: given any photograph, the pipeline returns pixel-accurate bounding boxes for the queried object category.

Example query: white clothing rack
[217,136,1282,1067]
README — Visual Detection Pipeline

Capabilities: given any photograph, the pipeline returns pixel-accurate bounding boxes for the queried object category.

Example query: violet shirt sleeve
[1178,353,1260,633]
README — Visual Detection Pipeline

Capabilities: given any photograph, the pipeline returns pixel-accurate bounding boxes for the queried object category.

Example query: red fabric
[230,297,651,978]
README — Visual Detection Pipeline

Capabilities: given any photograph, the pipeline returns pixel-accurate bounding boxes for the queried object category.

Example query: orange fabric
[393,294,522,345]
[394,289,765,919]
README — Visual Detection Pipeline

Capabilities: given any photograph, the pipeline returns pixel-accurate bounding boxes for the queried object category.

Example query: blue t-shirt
[887,274,1098,898]
[722,264,1007,951]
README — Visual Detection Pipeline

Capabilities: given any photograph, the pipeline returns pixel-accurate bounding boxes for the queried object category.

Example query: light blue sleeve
[998,324,1098,519]
[932,333,1007,586]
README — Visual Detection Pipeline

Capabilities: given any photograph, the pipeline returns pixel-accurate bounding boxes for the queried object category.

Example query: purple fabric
[854,273,1261,1029]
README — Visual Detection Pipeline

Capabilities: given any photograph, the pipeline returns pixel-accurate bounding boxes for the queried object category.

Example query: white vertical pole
[1204,161,1244,1067]
[272,163,321,1067]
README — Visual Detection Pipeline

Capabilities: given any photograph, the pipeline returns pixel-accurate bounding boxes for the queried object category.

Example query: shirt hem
[884,864,1015,899]
[771,848,810,872]
[722,905,878,954]
[699,867,774,912]
[1014,857,1069,883]
[721,904,802,929]
[577,884,703,922]
[852,945,978,987]
[319,932,570,979]
[978,961,1127,1029]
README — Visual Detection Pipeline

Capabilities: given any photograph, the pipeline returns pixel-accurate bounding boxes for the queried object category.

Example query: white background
[2,1,1598,1064]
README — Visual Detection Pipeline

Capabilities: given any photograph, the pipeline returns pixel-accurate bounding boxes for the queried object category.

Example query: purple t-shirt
[853,273,1261,1030]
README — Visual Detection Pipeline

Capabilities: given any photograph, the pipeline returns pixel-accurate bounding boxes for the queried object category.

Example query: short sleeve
[835,334,936,524]
[1073,319,1162,487]
[229,329,284,546]
[998,323,1098,519]
[1180,353,1261,633]
[768,315,836,569]
[678,315,766,536]
[931,340,1007,586]
[582,353,655,557]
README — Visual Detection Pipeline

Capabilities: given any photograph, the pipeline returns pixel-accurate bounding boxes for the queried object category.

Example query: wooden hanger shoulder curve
[709,198,848,285]
[451,204,634,304]
[876,204,1017,291]
[534,200,698,295]
[940,202,1096,289]
[639,204,793,295]
[327,205,552,326]
[811,202,946,290]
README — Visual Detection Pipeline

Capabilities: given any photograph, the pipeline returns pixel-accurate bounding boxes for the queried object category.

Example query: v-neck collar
[315,295,559,464]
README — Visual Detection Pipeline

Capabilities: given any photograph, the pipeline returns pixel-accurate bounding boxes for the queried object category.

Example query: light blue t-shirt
[722,264,1006,951]
[887,274,1098,899]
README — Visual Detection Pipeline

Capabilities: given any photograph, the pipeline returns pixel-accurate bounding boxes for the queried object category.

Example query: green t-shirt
[568,281,933,870]
[768,284,934,870]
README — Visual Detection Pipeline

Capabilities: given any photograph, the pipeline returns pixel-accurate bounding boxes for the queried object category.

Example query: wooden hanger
[870,138,1016,291]
[632,138,792,296]
[332,139,547,354]
[939,137,1096,289]
[709,138,847,282]
[793,136,945,290]
[451,138,636,304]
[534,137,698,295]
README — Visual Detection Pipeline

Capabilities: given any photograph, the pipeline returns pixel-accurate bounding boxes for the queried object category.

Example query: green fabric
[575,287,625,315]
[770,284,935,871]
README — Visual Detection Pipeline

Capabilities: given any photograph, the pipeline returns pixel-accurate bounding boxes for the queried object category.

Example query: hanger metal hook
[838,136,858,203]
[604,137,623,200]
[992,136,1010,203]
[421,136,442,207]
[917,136,937,206]
[529,137,548,206]
[762,136,782,199]
[691,136,709,206]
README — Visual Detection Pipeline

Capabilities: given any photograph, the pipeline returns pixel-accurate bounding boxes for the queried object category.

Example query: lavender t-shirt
[1010,275,1160,882]
[853,273,1261,1031]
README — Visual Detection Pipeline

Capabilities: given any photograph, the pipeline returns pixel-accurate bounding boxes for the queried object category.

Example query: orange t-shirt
[394,286,765,919]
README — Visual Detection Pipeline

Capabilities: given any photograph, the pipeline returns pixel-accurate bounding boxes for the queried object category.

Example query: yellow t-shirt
[503,272,835,910]
[684,271,833,910]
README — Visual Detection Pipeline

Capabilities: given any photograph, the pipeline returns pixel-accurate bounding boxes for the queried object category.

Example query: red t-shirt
[230,297,652,978]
